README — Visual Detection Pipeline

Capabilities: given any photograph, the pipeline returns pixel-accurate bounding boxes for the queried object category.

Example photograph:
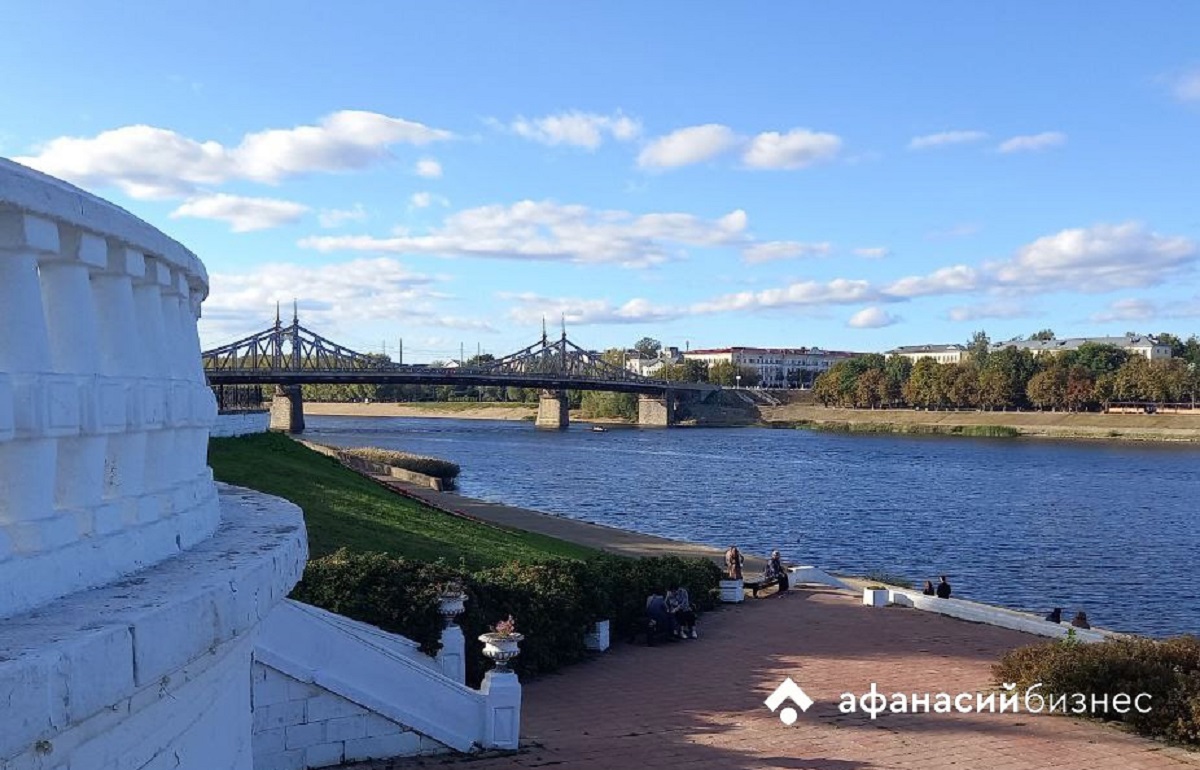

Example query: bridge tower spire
[541,316,548,347]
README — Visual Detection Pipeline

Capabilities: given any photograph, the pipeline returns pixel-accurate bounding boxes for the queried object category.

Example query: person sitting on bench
[668,583,697,639]
[766,550,789,595]
[646,588,676,640]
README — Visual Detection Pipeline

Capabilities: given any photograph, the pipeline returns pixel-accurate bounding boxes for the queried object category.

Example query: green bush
[994,635,1200,744]
[291,549,462,656]
[340,446,461,481]
[292,550,723,685]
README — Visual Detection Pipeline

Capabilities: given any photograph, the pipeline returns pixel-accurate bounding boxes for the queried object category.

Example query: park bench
[743,575,784,597]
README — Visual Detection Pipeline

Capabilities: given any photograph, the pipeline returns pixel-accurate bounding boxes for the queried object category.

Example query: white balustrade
[0,159,221,620]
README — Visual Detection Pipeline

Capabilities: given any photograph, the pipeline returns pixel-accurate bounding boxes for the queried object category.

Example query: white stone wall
[212,411,270,438]
[0,159,220,620]
[0,159,308,769]
[252,663,451,769]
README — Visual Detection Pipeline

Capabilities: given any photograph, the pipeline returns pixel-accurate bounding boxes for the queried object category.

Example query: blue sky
[3,3,1198,361]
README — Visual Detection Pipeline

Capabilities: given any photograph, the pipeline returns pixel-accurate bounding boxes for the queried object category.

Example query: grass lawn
[208,432,599,566]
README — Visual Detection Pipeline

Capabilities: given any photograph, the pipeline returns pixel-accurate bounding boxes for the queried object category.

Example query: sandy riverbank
[760,404,1200,442]
[306,401,537,420]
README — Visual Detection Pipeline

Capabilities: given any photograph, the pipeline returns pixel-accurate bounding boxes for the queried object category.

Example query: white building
[683,346,857,387]
[624,346,683,377]
[888,344,971,365]
[992,334,1173,360]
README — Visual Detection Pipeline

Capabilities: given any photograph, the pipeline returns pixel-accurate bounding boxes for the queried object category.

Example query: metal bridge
[202,308,716,431]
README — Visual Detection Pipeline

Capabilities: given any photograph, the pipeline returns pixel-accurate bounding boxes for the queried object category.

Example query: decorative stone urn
[479,632,524,672]
[438,592,467,625]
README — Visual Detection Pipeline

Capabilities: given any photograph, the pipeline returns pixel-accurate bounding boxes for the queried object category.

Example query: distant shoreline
[759,404,1200,443]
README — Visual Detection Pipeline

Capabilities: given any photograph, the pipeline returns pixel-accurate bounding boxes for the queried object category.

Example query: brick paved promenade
[384,587,1198,770]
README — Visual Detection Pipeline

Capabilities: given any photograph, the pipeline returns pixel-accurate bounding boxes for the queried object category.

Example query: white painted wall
[254,600,522,768]
[212,411,270,438]
[0,160,308,769]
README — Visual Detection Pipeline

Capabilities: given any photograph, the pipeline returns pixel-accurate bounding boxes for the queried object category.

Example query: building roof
[887,344,967,354]
[684,346,857,356]
[993,335,1165,353]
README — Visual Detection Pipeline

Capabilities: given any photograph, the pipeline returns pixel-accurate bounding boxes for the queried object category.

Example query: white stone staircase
[252,600,520,769]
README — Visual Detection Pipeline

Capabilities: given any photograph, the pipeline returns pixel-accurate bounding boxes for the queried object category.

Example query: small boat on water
[591,425,608,432]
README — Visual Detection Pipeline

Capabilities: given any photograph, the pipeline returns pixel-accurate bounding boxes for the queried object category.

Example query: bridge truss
[202,309,709,395]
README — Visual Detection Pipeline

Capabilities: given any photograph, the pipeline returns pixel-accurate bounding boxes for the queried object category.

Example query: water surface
[308,415,1200,637]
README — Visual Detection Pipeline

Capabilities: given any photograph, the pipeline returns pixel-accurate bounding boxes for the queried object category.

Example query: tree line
[812,332,1200,412]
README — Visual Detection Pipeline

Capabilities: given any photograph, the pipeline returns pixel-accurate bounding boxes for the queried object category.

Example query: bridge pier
[638,392,677,427]
[535,389,569,430]
[269,385,306,434]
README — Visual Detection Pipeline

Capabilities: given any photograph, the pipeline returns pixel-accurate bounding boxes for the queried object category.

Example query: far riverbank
[305,400,1200,442]
[760,404,1200,442]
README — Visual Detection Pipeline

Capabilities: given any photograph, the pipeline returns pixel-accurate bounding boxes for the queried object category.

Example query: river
[306,415,1200,637]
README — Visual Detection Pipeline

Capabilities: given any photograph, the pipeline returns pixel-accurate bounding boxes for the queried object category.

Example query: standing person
[768,550,790,595]
[935,575,952,599]
[725,545,744,580]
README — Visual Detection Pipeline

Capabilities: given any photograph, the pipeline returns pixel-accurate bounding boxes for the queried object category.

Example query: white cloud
[1169,68,1200,102]
[169,193,309,232]
[16,110,453,200]
[637,124,739,169]
[300,200,749,268]
[997,131,1067,153]
[908,130,988,150]
[742,129,842,169]
[883,265,979,298]
[691,279,877,314]
[414,157,442,178]
[508,110,641,149]
[947,301,1032,323]
[742,241,832,264]
[502,292,681,326]
[409,191,450,209]
[854,247,890,259]
[199,257,492,346]
[1089,298,1159,323]
[318,204,368,228]
[990,222,1196,293]
[847,307,899,329]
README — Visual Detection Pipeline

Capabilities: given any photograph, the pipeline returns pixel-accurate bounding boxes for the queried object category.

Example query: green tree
[978,368,1013,411]
[708,360,757,387]
[1156,333,1186,359]
[1069,343,1128,378]
[1030,329,1056,341]
[903,358,940,409]
[1027,368,1066,410]
[882,355,912,407]
[633,337,662,358]
[946,364,980,409]
[1064,366,1096,412]
[659,359,709,383]
[855,369,887,409]
[967,330,991,367]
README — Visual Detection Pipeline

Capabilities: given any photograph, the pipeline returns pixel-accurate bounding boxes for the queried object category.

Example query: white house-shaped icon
[765,678,814,725]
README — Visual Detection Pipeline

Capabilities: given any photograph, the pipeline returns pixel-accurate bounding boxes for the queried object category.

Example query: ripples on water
[307,415,1200,637]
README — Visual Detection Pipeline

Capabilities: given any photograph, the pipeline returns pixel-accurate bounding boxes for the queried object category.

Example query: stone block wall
[252,663,450,769]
